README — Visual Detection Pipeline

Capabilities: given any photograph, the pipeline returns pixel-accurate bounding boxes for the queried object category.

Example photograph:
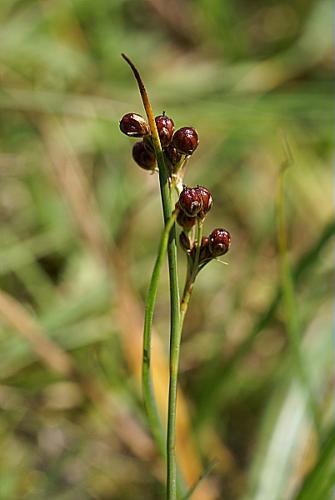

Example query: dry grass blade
[39,117,109,267]
[0,289,74,376]
[0,288,155,462]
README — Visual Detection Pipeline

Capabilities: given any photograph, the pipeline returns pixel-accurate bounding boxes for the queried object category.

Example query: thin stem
[167,219,203,498]
[180,220,203,346]
[122,54,181,499]
[166,312,182,500]
[180,281,193,334]
[142,211,177,457]
[193,220,203,280]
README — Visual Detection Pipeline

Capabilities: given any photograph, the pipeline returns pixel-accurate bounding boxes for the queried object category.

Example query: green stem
[167,220,203,498]
[193,220,203,280]
[180,220,203,357]
[180,279,193,334]
[121,54,181,499]
[142,211,177,457]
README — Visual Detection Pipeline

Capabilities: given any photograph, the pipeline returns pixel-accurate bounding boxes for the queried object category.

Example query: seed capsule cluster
[177,185,213,219]
[177,185,230,266]
[119,111,198,171]
[120,110,231,268]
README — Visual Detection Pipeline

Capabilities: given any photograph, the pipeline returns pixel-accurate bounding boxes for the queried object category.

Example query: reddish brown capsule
[195,186,213,219]
[209,228,231,257]
[173,127,199,155]
[176,210,196,231]
[120,113,149,137]
[178,186,203,217]
[155,114,174,147]
[132,141,156,170]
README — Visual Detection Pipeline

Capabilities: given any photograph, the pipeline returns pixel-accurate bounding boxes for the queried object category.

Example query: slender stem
[142,211,177,457]
[122,54,181,499]
[180,220,203,326]
[193,220,203,280]
[166,314,182,500]
[167,220,203,498]
[180,281,193,334]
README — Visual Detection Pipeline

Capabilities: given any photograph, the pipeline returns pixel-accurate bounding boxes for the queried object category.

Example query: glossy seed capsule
[178,186,203,217]
[172,127,199,155]
[209,228,231,257]
[155,114,174,147]
[195,186,213,219]
[120,113,149,137]
[132,141,156,170]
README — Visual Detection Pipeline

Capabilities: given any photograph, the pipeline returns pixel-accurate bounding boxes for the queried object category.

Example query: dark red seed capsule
[155,114,174,147]
[132,141,156,170]
[176,210,196,231]
[209,228,231,257]
[195,186,213,219]
[178,186,203,217]
[120,113,149,137]
[172,127,199,155]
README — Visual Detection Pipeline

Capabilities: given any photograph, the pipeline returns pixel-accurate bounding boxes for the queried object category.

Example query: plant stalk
[180,220,203,333]
[167,219,204,497]
[121,54,181,499]
[142,211,177,457]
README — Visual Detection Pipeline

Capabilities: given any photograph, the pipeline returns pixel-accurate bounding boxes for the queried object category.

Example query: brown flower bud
[209,228,231,257]
[132,141,156,170]
[178,186,203,217]
[195,186,213,219]
[155,114,174,147]
[173,127,199,155]
[120,113,149,137]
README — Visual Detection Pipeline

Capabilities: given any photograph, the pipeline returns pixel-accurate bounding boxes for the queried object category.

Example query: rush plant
[120,54,231,500]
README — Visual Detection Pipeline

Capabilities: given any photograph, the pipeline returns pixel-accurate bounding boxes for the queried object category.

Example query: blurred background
[0,0,333,498]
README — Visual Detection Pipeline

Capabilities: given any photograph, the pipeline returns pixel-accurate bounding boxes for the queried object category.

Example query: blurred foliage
[0,0,333,499]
